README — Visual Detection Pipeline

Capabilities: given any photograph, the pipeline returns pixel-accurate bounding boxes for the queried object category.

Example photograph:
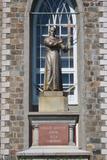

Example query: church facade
[0,0,107,159]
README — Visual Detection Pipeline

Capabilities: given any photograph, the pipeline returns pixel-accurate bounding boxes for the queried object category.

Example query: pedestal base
[39,91,68,112]
[17,146,91,160]
[17,113,91,160]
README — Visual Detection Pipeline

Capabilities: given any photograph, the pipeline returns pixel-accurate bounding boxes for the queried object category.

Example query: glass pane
[40,74,44,84]
[49,15,53,24]
[62,74,69,83]
[70,74,74,83]
[36,26,40,34]
[37,47,40,58]
[36,59,46,69]
[62,73,74,84]
[61,58,73,68]
[41,47,46,57]
[40,58,45,68]
[70,58,73,68]
[61,15,68,24]
[42,26,48,35]
[39,15,49,25]
[56,16,59,26]
[61,26,67,34]
[37,36,40,46]
[36,74,40,84]
[36,58,40,68]
[61,58,69,68]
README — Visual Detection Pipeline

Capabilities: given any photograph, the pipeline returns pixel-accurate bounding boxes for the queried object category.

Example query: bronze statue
[43,26,67,91]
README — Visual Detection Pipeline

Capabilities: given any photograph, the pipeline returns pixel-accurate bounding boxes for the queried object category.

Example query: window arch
[30,0,78,109]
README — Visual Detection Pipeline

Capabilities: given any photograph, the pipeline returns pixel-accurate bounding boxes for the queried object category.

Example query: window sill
[68,104,79,113]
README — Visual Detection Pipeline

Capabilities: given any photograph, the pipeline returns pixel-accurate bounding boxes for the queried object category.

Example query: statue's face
[49,26,56,36]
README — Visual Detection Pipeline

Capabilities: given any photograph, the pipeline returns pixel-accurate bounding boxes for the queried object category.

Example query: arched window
[30,0,78,109]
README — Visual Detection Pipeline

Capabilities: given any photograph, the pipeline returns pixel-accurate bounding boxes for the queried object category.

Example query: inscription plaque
[39,123,69,145]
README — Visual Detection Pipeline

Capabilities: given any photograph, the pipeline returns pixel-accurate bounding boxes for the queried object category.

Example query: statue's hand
[58,39,63,44]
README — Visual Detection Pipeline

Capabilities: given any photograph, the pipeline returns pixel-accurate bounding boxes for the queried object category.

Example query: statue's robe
[44,36,63,91]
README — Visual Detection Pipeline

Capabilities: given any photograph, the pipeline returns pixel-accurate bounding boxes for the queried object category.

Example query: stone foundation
[17,146,91,160]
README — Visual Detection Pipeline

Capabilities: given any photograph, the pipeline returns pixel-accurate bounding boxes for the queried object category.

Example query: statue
[43,26,67,91]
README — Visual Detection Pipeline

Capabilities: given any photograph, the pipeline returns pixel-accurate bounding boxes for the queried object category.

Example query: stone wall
[9,0,26,156]
[1,0,26,158]
[99,1,107,160]
[83,0,104,160]
[0,0,107,160]
[0,0,2,155]
[10,0,27,158]
[1,0,11,157]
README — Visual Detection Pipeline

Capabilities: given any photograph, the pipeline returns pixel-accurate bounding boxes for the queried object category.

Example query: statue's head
[49,25,57,36]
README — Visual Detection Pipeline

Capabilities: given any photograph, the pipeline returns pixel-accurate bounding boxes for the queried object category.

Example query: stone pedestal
[29,112,79,146]
[39,91,68,112]
[17,113,91,160]
[17,91,91,160]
